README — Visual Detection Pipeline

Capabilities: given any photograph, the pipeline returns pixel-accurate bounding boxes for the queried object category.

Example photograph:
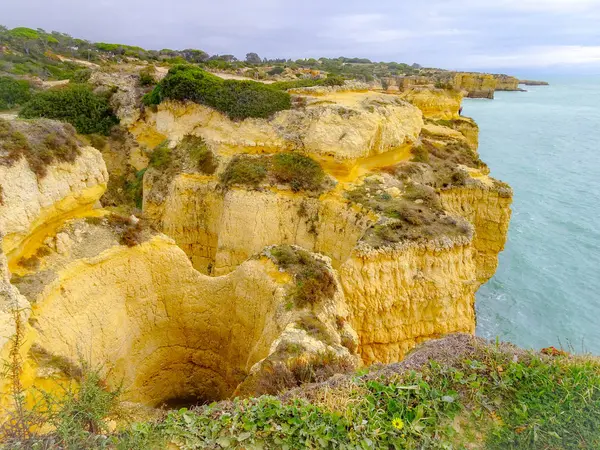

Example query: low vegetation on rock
[4,336,598,449]
[143,65,292,120]
[347,176,471,247]
[220,153,326,192]
[19,84,119,135]
[269,245,336,307]
[0,118,81,178]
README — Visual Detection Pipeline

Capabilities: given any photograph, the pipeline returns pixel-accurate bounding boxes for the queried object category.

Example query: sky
[3,0,600,74]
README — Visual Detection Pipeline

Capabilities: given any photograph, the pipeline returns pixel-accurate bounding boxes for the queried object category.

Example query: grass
[220,153,326,192]
[2,337,599,449]
[271,153,325,192]
[130,340,600,450]
[0,117,81,178]
[148,140,172,170]
[220,155,268,188]
[269,245,336,308]
[177,135,218,174]
[346,179,471,247]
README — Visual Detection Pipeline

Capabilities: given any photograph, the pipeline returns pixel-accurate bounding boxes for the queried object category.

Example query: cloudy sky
[3,0,600,73]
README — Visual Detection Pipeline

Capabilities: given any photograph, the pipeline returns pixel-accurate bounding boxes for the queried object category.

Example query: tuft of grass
[255,350,355,396]
[220,155,268,188]
[271,153,325,192]
[0,118,81,178]
[220,153,326,192]
[177,135,218,175]
[148,140,172,170]
[270,245,336,308]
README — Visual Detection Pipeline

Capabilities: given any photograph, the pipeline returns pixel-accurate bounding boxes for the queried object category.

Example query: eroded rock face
[0,85,512,414]
[133,89,512,367]
[0,142,108,267]
[131,90,423,171]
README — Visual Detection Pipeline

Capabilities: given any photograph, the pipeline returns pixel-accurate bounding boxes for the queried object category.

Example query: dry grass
[0,118,81,178]
[270,245,336,307]
[346,179,471,247]
[255,351,356,396]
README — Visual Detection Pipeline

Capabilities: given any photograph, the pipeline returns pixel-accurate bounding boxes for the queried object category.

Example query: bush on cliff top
[0,76,32,110]
[143,65,292,120]
[19,84,119,135]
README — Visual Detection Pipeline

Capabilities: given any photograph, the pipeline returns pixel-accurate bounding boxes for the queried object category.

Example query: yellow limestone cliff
[1,83,512,415]
[132,86,512,366]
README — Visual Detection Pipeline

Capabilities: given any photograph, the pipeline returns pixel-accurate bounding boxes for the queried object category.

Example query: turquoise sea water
[465,77,600,354]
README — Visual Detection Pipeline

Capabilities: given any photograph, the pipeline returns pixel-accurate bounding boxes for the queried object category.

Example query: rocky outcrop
[1,217,357,408]
[519,80,549,86]
[0,85,513,415]
[453,73,496,99]
[399,88,462,119]
[493,74,522,91]
[0,128,108,269]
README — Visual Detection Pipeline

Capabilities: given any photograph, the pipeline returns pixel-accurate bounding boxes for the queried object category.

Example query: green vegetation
[0,76,32,110]
[220,155,268,188]
[270,245,336,307]
[154,341,600,449]
[220,153,326,192]
[19,84,119,135]
[144,65,292,120]
[346,178,471,246]
[139,66,156,86]
[177,135,218,174]
[0,118,81,178]
[270,74,345,91]
[271,153,325,192]
[148,140,172,170]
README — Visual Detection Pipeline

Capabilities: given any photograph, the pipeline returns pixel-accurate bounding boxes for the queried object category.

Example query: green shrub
[0,77,32,110]
[69,68,92,83]
[270,245,336,307]
[322,75,345,86]
[220,155,268,187]
[19,84,119,135]
[267,66,285,76]
[139,66,156,86]
[145,65,291,120]
[148,140,172,169]
[177,135,218,174]
[271,153,325,192]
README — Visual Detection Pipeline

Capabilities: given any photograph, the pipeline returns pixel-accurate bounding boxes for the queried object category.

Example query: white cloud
[464,45,600,68]
[321,14,411,44]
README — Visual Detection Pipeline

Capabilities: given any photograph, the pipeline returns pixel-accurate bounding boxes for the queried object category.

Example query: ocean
[464,76,600,354]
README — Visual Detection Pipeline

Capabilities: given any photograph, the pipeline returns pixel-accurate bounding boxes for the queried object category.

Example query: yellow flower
[392,418,404,430]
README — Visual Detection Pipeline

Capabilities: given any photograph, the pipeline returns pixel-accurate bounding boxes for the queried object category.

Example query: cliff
[0,75,512,433]
[453,72,497,99]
